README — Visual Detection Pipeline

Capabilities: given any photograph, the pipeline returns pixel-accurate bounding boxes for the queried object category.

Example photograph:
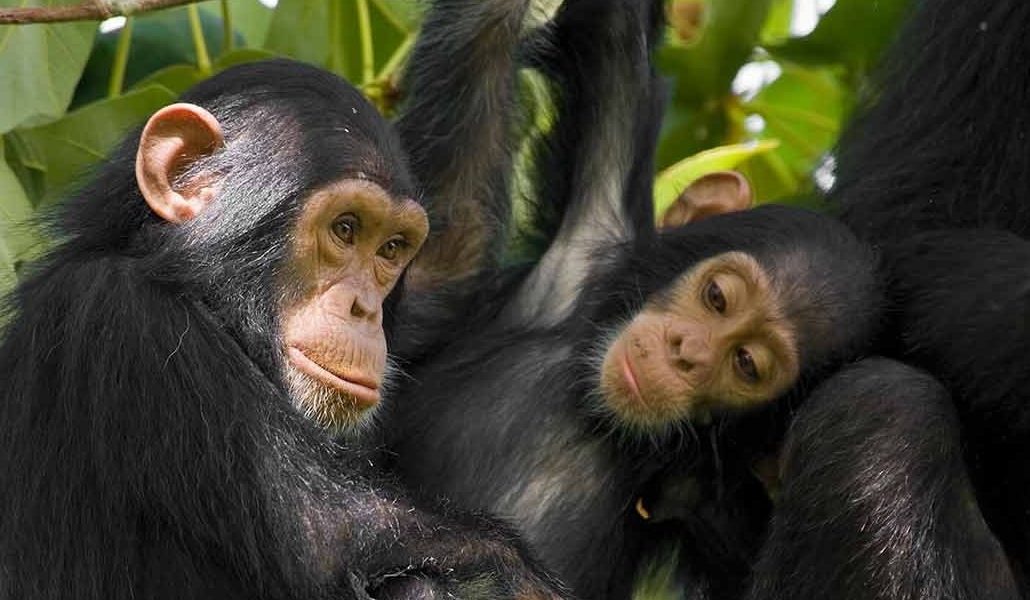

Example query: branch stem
[0,0,200,24]
[356,0,375,84]
[108,17,134,98]
[187,3,212,74]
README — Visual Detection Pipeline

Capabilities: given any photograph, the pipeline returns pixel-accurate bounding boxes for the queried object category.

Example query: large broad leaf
[0,0,95,132]
[263,0,335,74]
[128,64,206,98]
[213,47,278,70]
[0,139,43,295]
[200,0,274,47]
[9,85,177,206]
[654,140,778,218]
[370,0,423,32]
[766,0,909,74]
[123,49,280,101]
[727,63,844,203]
[265,0,411,84]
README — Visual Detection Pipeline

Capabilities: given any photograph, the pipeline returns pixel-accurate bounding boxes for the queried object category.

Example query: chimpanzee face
[279,178,427,432]
[599,251,799,429]
[134,102,427,434]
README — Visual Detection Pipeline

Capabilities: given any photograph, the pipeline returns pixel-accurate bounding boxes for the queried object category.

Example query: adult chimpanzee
[0,59,568,600]
[827,0,1030,594]
[382,0,906,598]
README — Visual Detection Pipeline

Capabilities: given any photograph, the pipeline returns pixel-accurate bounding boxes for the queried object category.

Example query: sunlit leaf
[737,146,799,204]
[0,2,95,132]
[9,85,177,206]
[721,62,845,204]
[654,139,778,217]
[766,0,909,74]
[760,0,794,44]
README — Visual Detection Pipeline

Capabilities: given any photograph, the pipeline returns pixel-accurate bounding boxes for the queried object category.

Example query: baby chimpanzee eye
[735,347,759,383]
[703,280,727,314]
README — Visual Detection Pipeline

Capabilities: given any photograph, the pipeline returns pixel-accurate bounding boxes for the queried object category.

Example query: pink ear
[659,171,753,229]
[135,103,224,223]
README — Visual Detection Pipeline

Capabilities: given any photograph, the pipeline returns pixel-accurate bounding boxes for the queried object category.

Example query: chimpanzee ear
[135,103,224,223]
[659,171,753,229]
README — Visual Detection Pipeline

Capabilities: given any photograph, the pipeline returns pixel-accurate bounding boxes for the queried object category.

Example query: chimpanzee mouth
[286,347,380,409]
[618,348,646,404]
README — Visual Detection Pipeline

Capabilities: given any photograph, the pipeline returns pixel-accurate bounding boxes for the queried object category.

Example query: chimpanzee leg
[749,359,1019,600]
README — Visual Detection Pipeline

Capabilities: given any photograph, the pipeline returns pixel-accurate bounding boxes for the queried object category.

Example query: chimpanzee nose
[667,322,712,372]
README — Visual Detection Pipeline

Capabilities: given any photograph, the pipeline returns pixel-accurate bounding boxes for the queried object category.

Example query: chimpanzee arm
[831,0,1030,240]
[396,0,531,290]
[504,0,666,327]
[748,359,1019,600]
[314,484,565,599]
[883,230,1030,587]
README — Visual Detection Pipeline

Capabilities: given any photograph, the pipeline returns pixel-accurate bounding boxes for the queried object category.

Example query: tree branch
[0,0,201,25]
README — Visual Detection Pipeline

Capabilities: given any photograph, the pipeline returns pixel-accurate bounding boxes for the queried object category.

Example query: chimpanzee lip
[619,348,646,404]
[287,347,380,409]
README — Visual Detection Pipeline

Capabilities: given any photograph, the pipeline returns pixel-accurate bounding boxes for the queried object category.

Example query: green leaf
[654,140,778,218]
[72,5,234,108]
[0,5,95,132]
[655,98,729,171]
[264,0,409,85]
[760,0,794,44]
[129,64,206,97]
[657,0,773,103]
[741,63,844,178]
[370,0,423,32]
[213,47,279,71]
[263,0,332,69]
[9,85,177,206]
[203,0,274,47]
[737,146,800,204]
[0,139,44,294]
[765,0,909,74]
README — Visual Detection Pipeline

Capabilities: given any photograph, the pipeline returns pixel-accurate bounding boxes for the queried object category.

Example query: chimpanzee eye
[703,280,727,314]
[377,238,407,261]
[735,348,759,383]
[331,214,358,244]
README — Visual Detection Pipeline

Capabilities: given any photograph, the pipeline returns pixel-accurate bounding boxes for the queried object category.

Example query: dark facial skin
[600,251,799,429]
[281,178,428,431]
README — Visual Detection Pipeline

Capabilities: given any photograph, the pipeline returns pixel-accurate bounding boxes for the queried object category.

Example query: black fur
[878,230,1030,593]
[750,359,1018,600]
[386,1,881,598]
[832,0,1030,239]
[0,59,565,600]
[830,0,1030,594]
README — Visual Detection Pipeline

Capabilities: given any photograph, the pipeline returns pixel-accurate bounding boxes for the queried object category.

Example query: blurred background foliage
[0,0,909,296]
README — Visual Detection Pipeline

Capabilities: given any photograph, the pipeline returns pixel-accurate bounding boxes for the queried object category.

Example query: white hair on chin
[284,365,380,438]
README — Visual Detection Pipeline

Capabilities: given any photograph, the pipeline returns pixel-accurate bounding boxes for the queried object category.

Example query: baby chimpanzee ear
[660,171,753,229]
[135,103,224,223]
